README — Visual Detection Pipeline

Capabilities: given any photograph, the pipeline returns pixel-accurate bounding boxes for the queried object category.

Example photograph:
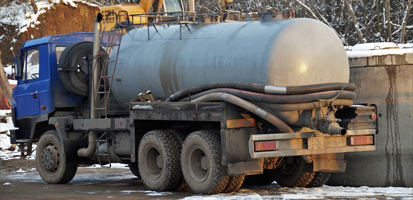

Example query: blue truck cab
[10,32,95,144]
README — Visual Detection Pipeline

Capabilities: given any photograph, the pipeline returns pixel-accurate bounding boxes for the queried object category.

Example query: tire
[165,129,189,191]
[128,162,141,179]
[138,130,183,191]
[223,176,245,193]
[58,41,104,96]
[306,163,331,187]
[243,169,277,186]
[274,156,315,187]
[181,130,228,194]
[306,170,331,187]
[36,130,77,184]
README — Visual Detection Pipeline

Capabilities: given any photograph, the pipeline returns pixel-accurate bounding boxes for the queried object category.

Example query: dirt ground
[1,159,412,200]
[0,158,36,171]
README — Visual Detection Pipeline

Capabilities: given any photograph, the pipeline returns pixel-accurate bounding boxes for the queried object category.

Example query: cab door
[14,47,41,118]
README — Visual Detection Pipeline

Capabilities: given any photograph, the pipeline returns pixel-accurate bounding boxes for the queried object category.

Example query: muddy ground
[1,159,412,200]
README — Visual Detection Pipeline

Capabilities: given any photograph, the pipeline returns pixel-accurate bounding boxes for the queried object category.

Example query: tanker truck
[9,8,377,195]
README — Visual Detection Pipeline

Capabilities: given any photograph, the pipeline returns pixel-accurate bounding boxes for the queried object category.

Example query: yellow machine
[100,0,182,31]
[100,0,235,31]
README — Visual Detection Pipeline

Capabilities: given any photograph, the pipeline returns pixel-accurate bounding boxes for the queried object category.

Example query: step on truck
[10,8,377,194]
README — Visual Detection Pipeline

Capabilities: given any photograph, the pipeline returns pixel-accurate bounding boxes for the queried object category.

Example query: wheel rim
[144,145,162,180]
[73,54,91,83]
[41,144,59,172]
[188,145,209,182]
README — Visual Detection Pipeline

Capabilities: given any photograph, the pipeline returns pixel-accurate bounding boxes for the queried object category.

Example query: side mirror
[12,56,22,78]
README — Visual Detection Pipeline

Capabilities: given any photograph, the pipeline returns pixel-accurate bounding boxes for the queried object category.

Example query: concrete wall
[328,51,413,187]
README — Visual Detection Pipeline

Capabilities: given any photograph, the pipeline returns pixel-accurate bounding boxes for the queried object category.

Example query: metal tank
[109,18,349,108]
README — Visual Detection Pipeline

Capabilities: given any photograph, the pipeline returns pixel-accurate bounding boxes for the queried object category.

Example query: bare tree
[344,0,365,43]
[386,0,392,41]
[401,0,412,43]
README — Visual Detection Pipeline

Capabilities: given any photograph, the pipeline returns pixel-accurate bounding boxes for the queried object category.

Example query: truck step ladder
[92,11,124,118]
[96,132,111,168]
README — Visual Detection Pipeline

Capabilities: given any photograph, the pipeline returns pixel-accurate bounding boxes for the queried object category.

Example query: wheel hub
[189,147,209,182]
[145,146,162,179]
[41,145,59,171]
[201,156,208,170]
[156,155,163,168]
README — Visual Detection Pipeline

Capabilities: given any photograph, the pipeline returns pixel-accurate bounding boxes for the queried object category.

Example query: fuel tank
[109,18,349,108]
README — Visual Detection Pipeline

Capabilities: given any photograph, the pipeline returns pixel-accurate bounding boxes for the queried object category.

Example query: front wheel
[36,130,77,184]
[181,130,228,194]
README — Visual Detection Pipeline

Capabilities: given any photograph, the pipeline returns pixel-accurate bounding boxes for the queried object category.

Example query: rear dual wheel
[138,130,183,191]
[274,156,314,187]
[181,130,229,194]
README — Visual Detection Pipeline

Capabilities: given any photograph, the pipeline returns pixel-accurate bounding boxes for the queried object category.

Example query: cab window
[23,49,40,81]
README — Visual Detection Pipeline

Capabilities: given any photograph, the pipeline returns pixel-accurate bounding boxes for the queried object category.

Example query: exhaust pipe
[78,13,103,158]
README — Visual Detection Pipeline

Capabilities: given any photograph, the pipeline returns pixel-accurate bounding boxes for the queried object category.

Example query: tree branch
[344,0,365,43]
[401,0,412,43]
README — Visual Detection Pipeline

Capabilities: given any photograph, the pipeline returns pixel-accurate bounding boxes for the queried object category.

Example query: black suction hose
[166,82,356,102]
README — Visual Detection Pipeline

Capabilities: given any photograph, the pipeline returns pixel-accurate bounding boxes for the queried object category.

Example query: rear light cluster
[348,136,374,146]
[254,141,278,152]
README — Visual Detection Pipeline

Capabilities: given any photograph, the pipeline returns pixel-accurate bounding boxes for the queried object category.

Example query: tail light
[348,136,374,146]
[254,141,278,152]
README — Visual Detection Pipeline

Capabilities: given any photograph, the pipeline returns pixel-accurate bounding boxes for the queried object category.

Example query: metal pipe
[78,13,102,158]
[191,92,294,133]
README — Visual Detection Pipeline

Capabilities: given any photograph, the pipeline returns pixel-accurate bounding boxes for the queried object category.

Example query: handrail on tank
[128,11,197,26]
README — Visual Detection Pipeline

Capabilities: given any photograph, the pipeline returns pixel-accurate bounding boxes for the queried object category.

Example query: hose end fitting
[319,121,347,136]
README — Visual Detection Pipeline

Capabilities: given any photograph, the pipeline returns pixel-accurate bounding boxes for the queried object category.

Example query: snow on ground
[0,0,98,39]
[0,109,15,150]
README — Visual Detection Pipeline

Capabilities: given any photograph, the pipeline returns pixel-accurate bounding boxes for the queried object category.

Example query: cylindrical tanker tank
[109,18,349,108]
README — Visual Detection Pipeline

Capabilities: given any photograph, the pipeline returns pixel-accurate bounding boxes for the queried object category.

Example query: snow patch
[352,42,399,51]
[83,163,129,169]
[347,49,413,58]
[132,105,154,110]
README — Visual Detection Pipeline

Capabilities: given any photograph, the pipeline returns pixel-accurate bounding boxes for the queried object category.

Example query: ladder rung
[94,108,106,110]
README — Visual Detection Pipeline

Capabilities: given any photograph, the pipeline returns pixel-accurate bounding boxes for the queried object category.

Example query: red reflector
[254,141,278,152]
[349,136,374,146]
[371,113,377,120]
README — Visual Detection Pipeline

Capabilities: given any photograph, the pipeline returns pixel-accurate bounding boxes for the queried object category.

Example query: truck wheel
[128,162,140,179]
[36,130,77,184]
[306,172,331,187]
[223,176,245,193]
[274,156,314,187]
[138,130,182,191]
[165,129,189,191]
[58,41,104,96]
[181,130,229,194]
[243,169,277,186]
